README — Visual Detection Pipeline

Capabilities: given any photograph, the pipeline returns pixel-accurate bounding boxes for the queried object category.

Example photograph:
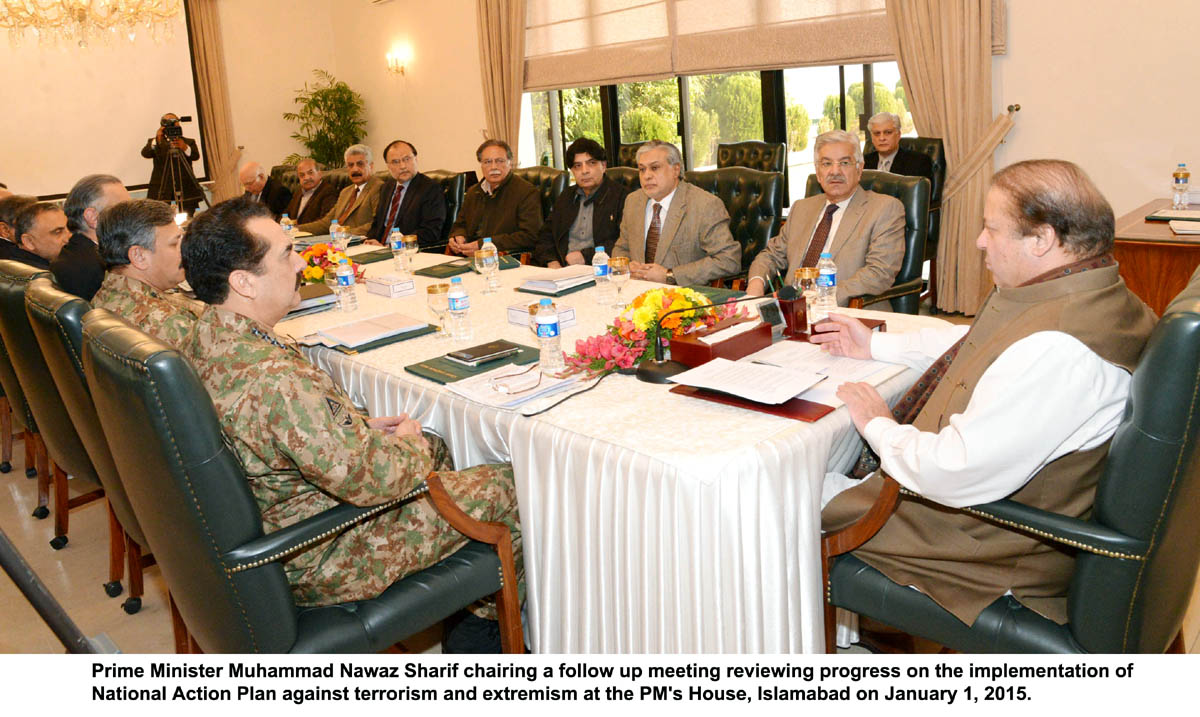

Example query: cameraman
[142,112,201,212]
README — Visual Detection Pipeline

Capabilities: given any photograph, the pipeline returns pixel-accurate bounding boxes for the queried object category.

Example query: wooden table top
[1115,198,1200,244]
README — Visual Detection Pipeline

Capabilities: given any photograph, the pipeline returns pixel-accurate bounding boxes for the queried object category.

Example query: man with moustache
[365,139,446,250]
[448,139,541,256]
[745,130,904,307]
[284,158,338,225]
[533,137,629,268]
[296,144,382,237]
[92,199,199,350]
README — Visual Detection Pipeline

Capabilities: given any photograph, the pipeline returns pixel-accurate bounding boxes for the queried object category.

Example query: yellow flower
[310,266,324,281]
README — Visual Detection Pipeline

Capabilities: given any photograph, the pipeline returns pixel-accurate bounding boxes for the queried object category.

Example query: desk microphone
[635,288,791,384]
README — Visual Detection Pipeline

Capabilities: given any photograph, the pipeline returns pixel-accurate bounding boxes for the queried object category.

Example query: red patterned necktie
[644,202,663,263]
[383,183,405,233]
[801,203,839,268]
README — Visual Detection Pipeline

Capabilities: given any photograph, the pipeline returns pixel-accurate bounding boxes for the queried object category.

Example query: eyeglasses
[488,363,541,395]
[481,158,510,168]
[818,159,858,170]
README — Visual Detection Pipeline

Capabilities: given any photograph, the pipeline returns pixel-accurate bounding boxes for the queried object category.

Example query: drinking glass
[426,283,450,339]
[475,248,500,294]
[403,234,420,266]
[609,256,631,308]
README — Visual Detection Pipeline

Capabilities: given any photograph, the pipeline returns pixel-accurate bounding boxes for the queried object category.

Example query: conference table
[277,247,951,653]
[1113,199,1200,315]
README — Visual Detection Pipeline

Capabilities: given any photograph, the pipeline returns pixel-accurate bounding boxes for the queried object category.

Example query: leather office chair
[424,170,468,251]
[0,337,44,484]
[805,170,929,314]
[82,310,523,653]
[717,140,789,206]
[605,166,640,193]
[0,354,22,475]
[823,296,1200,653]
[617,141,651,168]
[864,136,946,309]
[512,166,569,223]
[684,167,783,281]
[26,279,150,612]
[0,261,103,548]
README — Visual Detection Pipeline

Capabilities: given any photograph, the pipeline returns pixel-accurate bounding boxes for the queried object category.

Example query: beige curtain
[477,0,527,152]
[886,0,1015,314]
[185,0,241,204]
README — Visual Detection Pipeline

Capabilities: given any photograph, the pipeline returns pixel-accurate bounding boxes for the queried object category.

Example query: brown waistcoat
[823,264,1156,625]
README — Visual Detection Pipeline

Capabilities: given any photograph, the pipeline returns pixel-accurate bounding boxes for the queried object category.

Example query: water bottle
[592,245,614,305]
[480,237,501,293]
[447,276,472,341]
[335,258,358,312]
[1172,163,1191,210]
[810,252,838,326]
[329,219,345,251]
[279,213,293,238]
[389,228,406,271]
[534,298,564,374]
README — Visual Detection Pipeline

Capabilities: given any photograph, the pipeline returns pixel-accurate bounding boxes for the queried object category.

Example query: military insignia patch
[325,397,354,427]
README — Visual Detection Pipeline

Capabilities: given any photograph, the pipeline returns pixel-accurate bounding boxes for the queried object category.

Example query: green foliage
[689,107,719,166]
[695,73,762,143]
[282,70,367,168]
[563,87,603,143]
[621,106,676,142]
[786,103,811,151]
[822,94,843,128]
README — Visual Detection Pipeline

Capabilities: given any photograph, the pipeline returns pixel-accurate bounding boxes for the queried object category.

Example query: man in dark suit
[366,140,446,251]
[533,138,630,268]
[284,158,338,225]
[141,113,203,214]
[239,162,292,220]
[862,112,934,183]
[2,202,70,269]
[52,174,131,300]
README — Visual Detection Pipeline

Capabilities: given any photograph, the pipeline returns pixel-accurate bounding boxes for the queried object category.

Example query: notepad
[317,312,428,348]
[518,267,595,295]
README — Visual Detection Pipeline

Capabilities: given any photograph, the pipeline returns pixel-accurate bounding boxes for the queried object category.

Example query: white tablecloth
[278,248,951,653]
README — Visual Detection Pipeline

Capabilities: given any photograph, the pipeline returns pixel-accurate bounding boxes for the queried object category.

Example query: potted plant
[283,70,367,168]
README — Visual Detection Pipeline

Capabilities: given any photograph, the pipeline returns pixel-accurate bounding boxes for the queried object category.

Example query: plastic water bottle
[335,258,358,312]
[447,276,472,341]
[810,252,837,325]
[279,213,293,238]
[480,237,501,293]
[389,228,406,271]
[329,219,345,251]
[1172,163,1191,210]
[534,298,564,374]
[592,245,614,305]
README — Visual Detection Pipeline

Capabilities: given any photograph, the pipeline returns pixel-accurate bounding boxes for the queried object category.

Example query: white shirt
[856,325,1133,508]
[810,190,856,255]
[296,186,316,217]
[643,185,678,245]
[876,150,899,173]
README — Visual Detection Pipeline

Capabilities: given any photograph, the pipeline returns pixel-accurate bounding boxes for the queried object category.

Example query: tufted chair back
[685,167,783,275]
[270,164,381,198]
[424,170,468,249]
[512,166,569,222]
[616,141,651,168]
[718,140,789,206]
[605,166,641,193]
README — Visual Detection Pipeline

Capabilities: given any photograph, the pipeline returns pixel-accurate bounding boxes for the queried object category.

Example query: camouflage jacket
[184,306,433,536]
[91,272,202,349]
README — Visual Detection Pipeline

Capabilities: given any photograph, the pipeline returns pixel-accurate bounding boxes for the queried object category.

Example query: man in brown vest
[812,159,1157,627]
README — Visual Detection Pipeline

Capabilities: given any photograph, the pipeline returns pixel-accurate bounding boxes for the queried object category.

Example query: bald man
[239,161,292,220]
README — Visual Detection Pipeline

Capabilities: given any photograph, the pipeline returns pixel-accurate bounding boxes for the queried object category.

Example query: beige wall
[993,0,1200,216]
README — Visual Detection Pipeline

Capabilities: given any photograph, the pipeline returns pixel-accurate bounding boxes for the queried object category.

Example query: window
[870,61,917,137]
[519,91,557,168]
[686,71,762,170]
[618,79,680,150]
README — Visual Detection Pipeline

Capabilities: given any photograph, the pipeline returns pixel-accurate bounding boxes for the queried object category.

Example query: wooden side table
[1113,199,1200,315]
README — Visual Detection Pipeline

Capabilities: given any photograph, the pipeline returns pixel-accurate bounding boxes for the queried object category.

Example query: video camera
[160,114,193,140]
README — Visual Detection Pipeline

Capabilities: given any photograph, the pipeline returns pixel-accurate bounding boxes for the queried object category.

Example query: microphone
[635,288,786,384]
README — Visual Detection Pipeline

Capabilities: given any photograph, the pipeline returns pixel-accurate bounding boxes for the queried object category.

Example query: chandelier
[0,0,184,47]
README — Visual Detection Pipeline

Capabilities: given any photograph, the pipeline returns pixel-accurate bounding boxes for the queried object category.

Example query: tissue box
[506,301,577,329]
[365,274,416,298]
[669,317,772,368]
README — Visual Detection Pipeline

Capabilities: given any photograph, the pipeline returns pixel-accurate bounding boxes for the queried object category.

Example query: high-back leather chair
[824,295,1200,653]
[685,167,783,279]
[616,141,651,168]
[26,278,148,612]
[717,140,789,206]
[805,170,929,314]
[512,166,569,223]
[0,334,41,481]
[0,261,103,548]
[82,310,523,653]
[605,166,640,193]
[424,170,468,251]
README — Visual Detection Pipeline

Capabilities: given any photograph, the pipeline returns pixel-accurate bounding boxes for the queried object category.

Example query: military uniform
[91,272,202,349]
[185,305,523,613]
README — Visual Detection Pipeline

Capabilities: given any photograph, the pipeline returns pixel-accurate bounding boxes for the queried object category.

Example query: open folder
[317,312,428,348]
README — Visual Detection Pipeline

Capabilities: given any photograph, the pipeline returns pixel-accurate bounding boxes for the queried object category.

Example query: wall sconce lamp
[387,45,412,75]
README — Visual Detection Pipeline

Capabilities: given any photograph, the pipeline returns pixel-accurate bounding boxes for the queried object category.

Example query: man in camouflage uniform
[180,198,522,647]
[93,199,200,349]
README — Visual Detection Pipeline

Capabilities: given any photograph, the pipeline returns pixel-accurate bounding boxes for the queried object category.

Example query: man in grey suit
[613,140,740,286]
[746,130,904,307]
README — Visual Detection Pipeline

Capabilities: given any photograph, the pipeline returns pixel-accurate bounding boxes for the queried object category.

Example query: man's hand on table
[363,238,383,246]
[630,261,668,283]
[564,251,586,266]
[836,382,892,435]
[448,235,480,256]
[808,313,874,359]
[744,276,766,297]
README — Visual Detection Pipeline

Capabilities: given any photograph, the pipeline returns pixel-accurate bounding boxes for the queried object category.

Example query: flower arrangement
[299,242,365,284]
[566,287,746,375]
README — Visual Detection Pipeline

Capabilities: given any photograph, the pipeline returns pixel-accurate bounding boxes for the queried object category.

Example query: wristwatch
[665,269,676,285]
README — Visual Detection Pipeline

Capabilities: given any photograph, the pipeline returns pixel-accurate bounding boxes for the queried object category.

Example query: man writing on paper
[613,140,740,286]
[813,160,1156,627]
[745,130,904,306]
[181,198,523,652]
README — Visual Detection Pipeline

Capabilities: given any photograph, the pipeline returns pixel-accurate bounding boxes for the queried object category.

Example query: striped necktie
[644,202,663,263]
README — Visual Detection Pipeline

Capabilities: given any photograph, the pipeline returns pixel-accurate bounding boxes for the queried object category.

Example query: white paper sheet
[668,357,824,404]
